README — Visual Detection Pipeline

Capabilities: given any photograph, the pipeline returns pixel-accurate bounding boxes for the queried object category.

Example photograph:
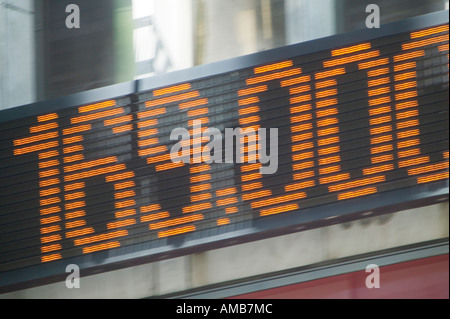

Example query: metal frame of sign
[0,10,448,293]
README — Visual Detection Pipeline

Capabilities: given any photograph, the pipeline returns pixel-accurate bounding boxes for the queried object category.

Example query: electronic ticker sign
[0,12,448,291]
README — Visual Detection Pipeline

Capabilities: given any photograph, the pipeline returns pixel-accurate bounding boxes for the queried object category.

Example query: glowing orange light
[65,220,87,229]
[394,62,416,72]
[290,85,311,95]
[141,212,170,223]
[292,151,314,162]
[154,83,191,96]
[291,123,313,132]
[190,183,211,193]
[107,219,136,229]
[280,75,311,87]
[316,99,338,108]
[371,144,393,154]
[293,171,315,181]
[368,77,390,87]
[65,211,86,220]
[38,113,58,123]
[315,68,346,80]
[217,218,231,226]
[291,113,312,123]
[66,227,95,239]
[241,190,271,201]
[316,108,338,118]
[397,129,420,139]
[395,91,418,101]
[238,85,268,96]
[239,116,260,125]
[397,119,419,130]
[369,96,391,106]
[319,173,350,184]
[329,176,385,192]
[292,161,314,170]
[178,98,208,110]
[367,68,389,77]
[39,160,60,169]
[368,87,390,97]
[150,214,204,230]
[63,135,83,145]
[74,230,127,246]
[358,58,389,69]
[40,225,61,234]
[41,235,62,244]
[83,241,121,254]
[39,169,60,179]
[398,139,420,149]
[370,115,392,125]
[40,216,61,225]
[332,43,372,56]
[41,254,62,263]
[140,204,161,213]
[14,141,59,156]
[40,206,61,216]
[63,124,91,136]
[417,171,449,184]
[439,44,449,51]
[63,145,84,154]
[246,68,302,85]
[408,161,449,176]
[398,156,430,168]
[191,193,212,202]
[145,91,200,109]
[324,51,380,68]
[65,164,126,182]
[104,115,133,126]
[319,156,340,165]
[338,187,377,200]
[71,108,124,124]
[315,79,337,89]
[138,146,167,157]
[393,50,425,62]
[260,203,299,217]
[226,207,238,214]
[64,156,117,173]
[254,61,294,73]
[241,182,263,191]
[158,225,196,238]
[39,150,59,159]
[371,154,394,164]
[363,164,394,175]
[403,34,448,50]
[217,197,238,206]
[291,142,314,152]
[216,188,237,197]
[290,94,312,104]
[64,192,85,201]
[40,178,60,188]
[319,165,341,175]
[182,203,212,214]
[411,25,449,38]
[79,100,116,113]
[370,125,392,135]
[292,132,313,142]
[113,124,133,134]
[371,135,393,144]
[398,148,420,158]
[285,180,315,192]
[60,159,79,173]
[30,122,58,134]
[188,107,209,117]
[251,192,306,209]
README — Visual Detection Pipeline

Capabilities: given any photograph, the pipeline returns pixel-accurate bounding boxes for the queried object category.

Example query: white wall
[0,0,35,110]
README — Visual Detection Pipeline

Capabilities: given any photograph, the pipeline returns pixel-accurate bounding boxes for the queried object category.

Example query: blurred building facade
[0,0,448,298]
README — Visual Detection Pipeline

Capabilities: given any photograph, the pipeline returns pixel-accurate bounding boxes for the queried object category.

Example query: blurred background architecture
[0,0,448,298]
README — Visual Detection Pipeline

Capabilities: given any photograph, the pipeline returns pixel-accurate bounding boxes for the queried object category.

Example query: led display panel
[0,13,448,290]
